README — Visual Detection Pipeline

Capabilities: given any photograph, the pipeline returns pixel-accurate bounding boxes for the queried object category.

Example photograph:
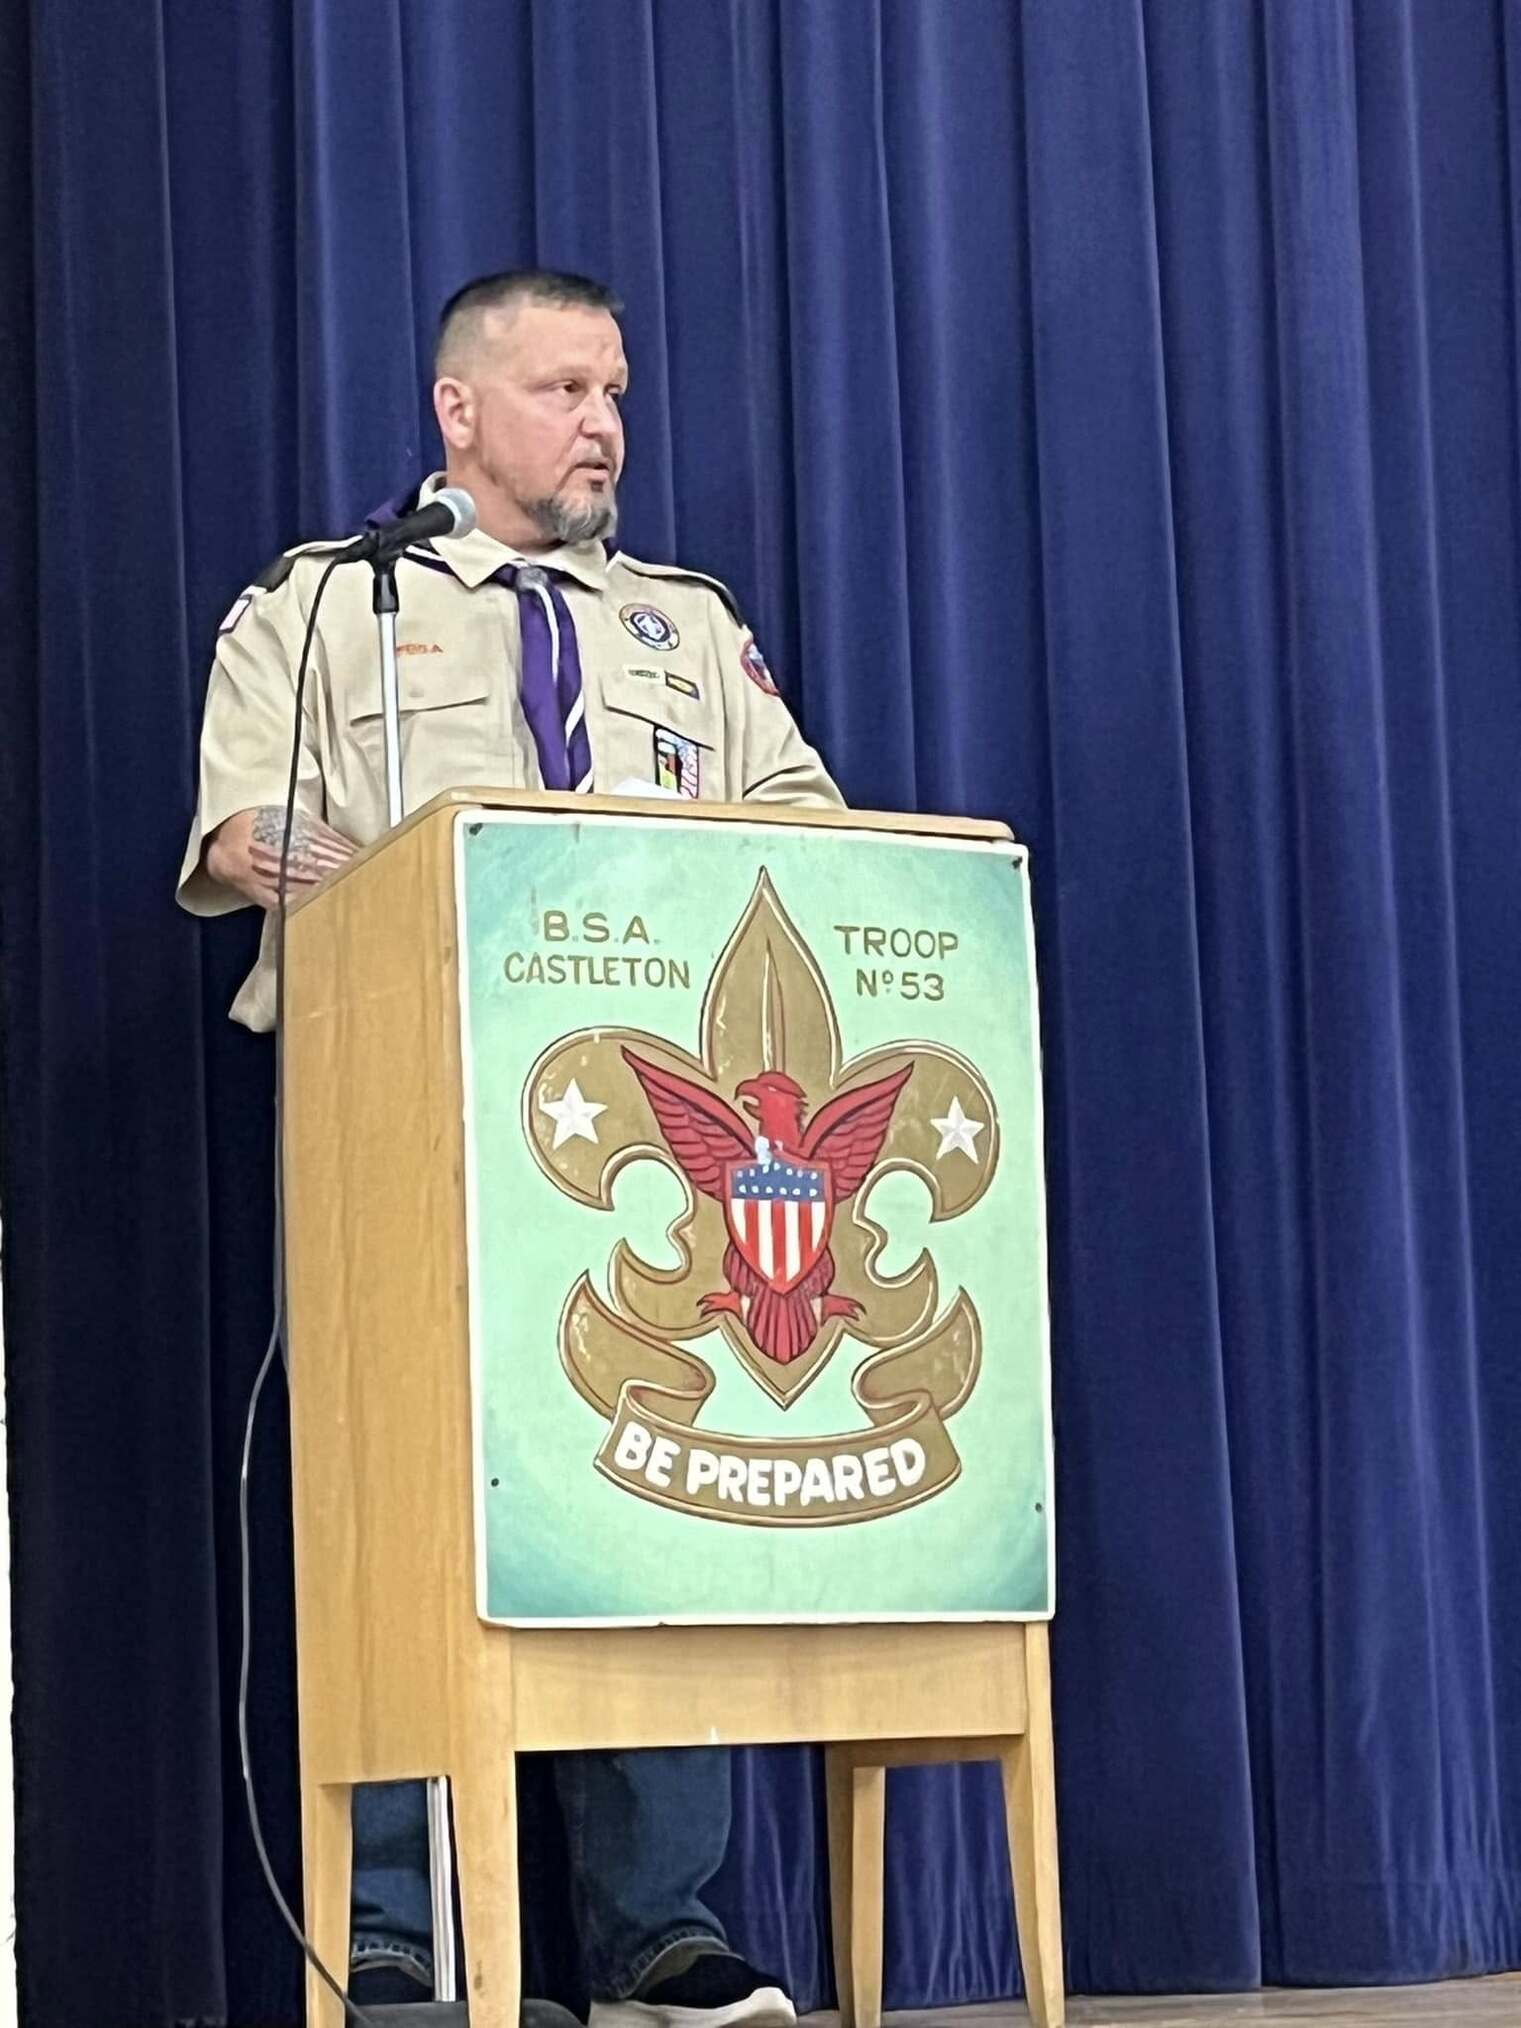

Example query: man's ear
[433,375,475,450]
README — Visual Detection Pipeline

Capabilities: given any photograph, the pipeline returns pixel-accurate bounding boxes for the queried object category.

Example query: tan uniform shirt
[177,475,842,1028]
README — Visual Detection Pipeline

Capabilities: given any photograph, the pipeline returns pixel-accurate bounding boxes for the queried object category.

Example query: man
[178,270,842,2028]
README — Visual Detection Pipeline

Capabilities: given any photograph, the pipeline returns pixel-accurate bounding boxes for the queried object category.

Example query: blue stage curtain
[3,4,1520,2023]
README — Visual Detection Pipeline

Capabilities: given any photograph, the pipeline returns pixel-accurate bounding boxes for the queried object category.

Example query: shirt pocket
[344,656,492,722]
[597,695,718,799]
[601,661,721,740]
[340,660,513,808]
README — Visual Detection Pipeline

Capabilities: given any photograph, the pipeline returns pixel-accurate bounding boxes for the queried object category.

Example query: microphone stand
[367,554,460,2003]
[372,558,406,827]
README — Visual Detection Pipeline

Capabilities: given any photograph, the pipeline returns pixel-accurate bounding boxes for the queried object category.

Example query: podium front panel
[454,807,1053,1627]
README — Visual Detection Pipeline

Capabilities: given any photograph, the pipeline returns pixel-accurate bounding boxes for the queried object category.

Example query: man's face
[438,301,628,547]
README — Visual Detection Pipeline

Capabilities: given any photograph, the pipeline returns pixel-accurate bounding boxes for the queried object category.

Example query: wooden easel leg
[301,1777,352,2028]
[1001,1625,1065,2028]
[825,1748,886,2028]
[451,1750,521,2028]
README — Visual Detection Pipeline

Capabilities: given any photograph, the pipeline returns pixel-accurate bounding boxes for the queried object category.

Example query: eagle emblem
[621,1053,912,1364]
[525,866,1001,1469]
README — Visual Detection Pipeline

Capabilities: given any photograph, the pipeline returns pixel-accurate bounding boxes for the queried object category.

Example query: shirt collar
[416,471,611,593]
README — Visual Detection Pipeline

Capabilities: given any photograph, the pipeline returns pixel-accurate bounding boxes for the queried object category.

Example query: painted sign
[457,810,1052,1625]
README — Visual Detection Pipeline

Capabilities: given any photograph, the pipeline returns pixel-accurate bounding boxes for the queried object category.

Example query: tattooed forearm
[249,805,355,883]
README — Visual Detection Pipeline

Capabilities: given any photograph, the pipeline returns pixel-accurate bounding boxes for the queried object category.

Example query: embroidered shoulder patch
[740,632,779,696]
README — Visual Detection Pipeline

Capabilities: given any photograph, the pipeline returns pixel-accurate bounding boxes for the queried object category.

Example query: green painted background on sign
[458,811,1052,1623]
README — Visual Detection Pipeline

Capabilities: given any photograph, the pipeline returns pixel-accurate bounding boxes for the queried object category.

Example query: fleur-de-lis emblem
[523,871,1001,1523]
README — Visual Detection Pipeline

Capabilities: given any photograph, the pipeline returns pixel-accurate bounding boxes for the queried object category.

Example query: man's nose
[580,390,621,439]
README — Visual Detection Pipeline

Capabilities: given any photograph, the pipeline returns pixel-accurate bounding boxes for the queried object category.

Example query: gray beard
[528,490,618,545]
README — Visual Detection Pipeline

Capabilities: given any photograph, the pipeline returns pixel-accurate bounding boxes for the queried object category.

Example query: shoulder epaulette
[253,537,345,593]
[253,552,299,593]
[616,553,743,624]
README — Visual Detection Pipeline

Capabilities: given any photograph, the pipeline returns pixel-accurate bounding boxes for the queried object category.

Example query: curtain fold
[3,4,1519,2023]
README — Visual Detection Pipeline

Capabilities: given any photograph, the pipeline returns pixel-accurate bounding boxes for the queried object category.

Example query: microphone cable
[232,551,386,2028]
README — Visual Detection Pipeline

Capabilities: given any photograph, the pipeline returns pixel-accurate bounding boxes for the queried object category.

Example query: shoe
[349,1953,433,2006]
[350,1955,579,2026]
[590,1953,795,2028]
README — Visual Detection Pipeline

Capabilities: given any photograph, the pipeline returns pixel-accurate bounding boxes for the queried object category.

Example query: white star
[541,1077,606,1150]
[930,1095,985,1162]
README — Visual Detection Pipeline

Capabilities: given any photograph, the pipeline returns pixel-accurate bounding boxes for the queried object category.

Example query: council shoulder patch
[740,631,779,696]
[620,603,680,652]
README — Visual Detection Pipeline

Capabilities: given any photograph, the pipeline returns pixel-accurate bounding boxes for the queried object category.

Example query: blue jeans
[351,1748,732,2001]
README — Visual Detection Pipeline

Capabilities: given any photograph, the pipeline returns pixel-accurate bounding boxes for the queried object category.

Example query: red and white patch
[740,632,779,695]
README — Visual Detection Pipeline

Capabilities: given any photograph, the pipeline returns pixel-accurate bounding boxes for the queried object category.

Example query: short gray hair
[435,268,622,373]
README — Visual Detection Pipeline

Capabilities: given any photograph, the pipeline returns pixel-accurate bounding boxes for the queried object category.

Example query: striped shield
[725,1158,833,1294]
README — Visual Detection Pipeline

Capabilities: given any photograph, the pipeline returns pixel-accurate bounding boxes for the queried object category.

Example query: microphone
[338,487,477,565]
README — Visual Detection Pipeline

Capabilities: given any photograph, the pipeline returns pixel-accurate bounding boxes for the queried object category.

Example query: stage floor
[800,1976,1521,2027]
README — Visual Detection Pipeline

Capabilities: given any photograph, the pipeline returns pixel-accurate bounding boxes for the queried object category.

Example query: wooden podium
[282,790,1063,2028]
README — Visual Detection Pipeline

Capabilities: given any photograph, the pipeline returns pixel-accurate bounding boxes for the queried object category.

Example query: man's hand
[204,806,357,910]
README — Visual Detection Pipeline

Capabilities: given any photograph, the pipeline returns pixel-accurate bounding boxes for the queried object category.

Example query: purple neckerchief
[492,563,593,792]
[365,486,593,793]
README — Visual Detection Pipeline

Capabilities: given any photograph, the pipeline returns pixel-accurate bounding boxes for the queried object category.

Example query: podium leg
[452,1751,522,2028]
[825,1749,885,2028]
[1001,1625,1065,2028]
[301,1776,352,2028]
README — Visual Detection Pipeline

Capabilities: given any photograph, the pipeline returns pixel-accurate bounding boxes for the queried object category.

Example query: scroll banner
[561,1274,980,1525]
[457,808,1053,1625]
[598,1389,959,1524]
